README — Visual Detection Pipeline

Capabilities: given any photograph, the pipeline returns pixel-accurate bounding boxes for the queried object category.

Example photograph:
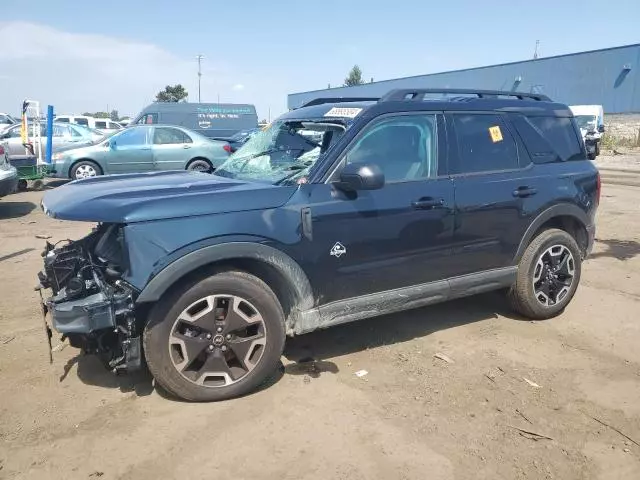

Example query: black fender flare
[514,203,590,262]
[135,242,314,311]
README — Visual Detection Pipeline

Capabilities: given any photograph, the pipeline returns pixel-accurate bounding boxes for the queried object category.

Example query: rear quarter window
[516,115,584,162]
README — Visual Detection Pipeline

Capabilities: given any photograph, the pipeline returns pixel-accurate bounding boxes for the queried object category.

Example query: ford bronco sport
[38,89,600,401]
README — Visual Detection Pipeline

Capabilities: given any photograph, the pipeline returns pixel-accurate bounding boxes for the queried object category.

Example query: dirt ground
[1,176,640,480]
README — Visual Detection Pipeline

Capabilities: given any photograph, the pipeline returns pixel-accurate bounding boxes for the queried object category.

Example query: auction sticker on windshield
[324,107,362,118]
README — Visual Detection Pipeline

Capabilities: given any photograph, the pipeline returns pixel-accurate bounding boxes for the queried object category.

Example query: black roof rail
[299,97,380,108]
[380,88,551,102]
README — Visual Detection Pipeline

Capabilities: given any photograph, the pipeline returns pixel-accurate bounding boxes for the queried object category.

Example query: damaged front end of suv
[38,223,141,371]
[35,169,299,381]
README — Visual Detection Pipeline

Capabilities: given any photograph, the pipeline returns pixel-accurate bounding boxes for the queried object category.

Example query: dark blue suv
[38,89,600,401]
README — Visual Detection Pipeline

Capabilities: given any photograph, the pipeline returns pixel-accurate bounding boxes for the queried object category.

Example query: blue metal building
[288,44,640,113]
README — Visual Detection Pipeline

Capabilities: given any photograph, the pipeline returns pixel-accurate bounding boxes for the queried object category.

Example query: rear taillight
[0,145,4,155]
[223,144,231,153]
[596,171,601,205]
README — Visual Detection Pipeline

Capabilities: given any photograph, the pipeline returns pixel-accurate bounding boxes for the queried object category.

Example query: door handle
[512,186,538,198]
[412,197,445,209]
[183,144,191,149]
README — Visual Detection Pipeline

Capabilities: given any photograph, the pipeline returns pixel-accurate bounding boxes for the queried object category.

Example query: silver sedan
[0,122,104,159]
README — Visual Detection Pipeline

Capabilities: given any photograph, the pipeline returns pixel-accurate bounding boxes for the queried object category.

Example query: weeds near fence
[600,129,640,149]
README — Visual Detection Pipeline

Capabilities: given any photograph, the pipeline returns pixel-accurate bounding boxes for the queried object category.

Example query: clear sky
[0,0,638,120]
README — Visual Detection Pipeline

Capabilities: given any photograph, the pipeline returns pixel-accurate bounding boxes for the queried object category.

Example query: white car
[54,115,123,135]
[0,142,18,197]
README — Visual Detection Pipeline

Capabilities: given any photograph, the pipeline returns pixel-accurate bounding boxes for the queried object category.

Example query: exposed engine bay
[37,224,141,371]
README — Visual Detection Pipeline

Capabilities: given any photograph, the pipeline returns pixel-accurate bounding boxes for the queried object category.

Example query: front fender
[135,242,314,312]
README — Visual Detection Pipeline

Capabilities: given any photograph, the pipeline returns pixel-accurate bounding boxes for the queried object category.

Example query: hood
[41,170,297,223]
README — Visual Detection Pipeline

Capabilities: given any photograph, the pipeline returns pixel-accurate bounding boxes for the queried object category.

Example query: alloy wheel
[168,294,267,387]
[75,164,97,179]
[532,244,575,307]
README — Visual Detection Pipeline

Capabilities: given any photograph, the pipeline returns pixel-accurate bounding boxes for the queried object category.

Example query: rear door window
[75,118,89,126]
[95,120,108,129]
[153,127,190,145]
[451,114,519,174]
[56,117,69,123]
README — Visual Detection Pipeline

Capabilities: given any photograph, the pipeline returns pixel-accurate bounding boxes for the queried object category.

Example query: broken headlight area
[38,224,141,372]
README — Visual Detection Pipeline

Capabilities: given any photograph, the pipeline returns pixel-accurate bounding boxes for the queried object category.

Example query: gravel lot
[1,176,639,480]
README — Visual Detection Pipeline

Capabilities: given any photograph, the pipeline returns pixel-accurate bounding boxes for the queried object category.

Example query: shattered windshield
[214,120,346,184]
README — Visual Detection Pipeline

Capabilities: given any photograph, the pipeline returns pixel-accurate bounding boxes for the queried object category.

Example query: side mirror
[336,162,385,191]
[105,140,114,149]
[597,125,605,133]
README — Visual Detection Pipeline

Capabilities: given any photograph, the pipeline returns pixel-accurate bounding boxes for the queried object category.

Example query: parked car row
[50,125,231,180]
[55,115,123,135]
[0,122,103,159]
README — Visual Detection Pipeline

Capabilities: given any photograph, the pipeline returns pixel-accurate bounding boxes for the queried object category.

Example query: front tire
[71,160,102,180]
[508,228,582,320]
[143,270,286,402]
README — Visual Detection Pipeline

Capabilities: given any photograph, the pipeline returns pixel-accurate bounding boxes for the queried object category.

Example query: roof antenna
[533,40,540,59]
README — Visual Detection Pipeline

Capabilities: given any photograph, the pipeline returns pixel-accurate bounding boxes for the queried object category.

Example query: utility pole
[196,54,204,103]
[533,40,540,59]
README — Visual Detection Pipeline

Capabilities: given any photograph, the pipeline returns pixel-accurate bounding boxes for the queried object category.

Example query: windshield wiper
[276,161,314,185]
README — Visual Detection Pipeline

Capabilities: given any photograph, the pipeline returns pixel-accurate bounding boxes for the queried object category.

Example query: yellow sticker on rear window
[489,125,503,143]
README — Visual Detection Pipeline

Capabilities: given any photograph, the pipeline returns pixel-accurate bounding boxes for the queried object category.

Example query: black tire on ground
[186,158,213,173]
[595,143,600,156]
[143,270,286,402]
[508,228,582,320]
[17,179,28,191]
[70,160,102,180]
[587,151,596,160]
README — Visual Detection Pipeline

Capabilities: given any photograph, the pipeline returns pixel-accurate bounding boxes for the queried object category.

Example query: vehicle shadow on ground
[67,292,514,400]
[44,179,68,189]
[0,201,36,219]
[284,291,513,363]
[591,238,640,261]
[72,354,155,397]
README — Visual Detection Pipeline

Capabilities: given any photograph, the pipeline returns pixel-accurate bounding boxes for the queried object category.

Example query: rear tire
[71,160,102,180]
[187,158,213,173]
[143,270,286,402]
[508,228,582,320]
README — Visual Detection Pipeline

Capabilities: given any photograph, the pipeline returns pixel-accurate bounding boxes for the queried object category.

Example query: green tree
[110,110,119,121]
[155,84,188,102]
[93,112,110,118]
[344,65,364,87]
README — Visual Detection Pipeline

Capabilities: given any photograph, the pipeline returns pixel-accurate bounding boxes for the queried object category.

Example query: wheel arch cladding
[515,204,590,262]
[135,242,314,332]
